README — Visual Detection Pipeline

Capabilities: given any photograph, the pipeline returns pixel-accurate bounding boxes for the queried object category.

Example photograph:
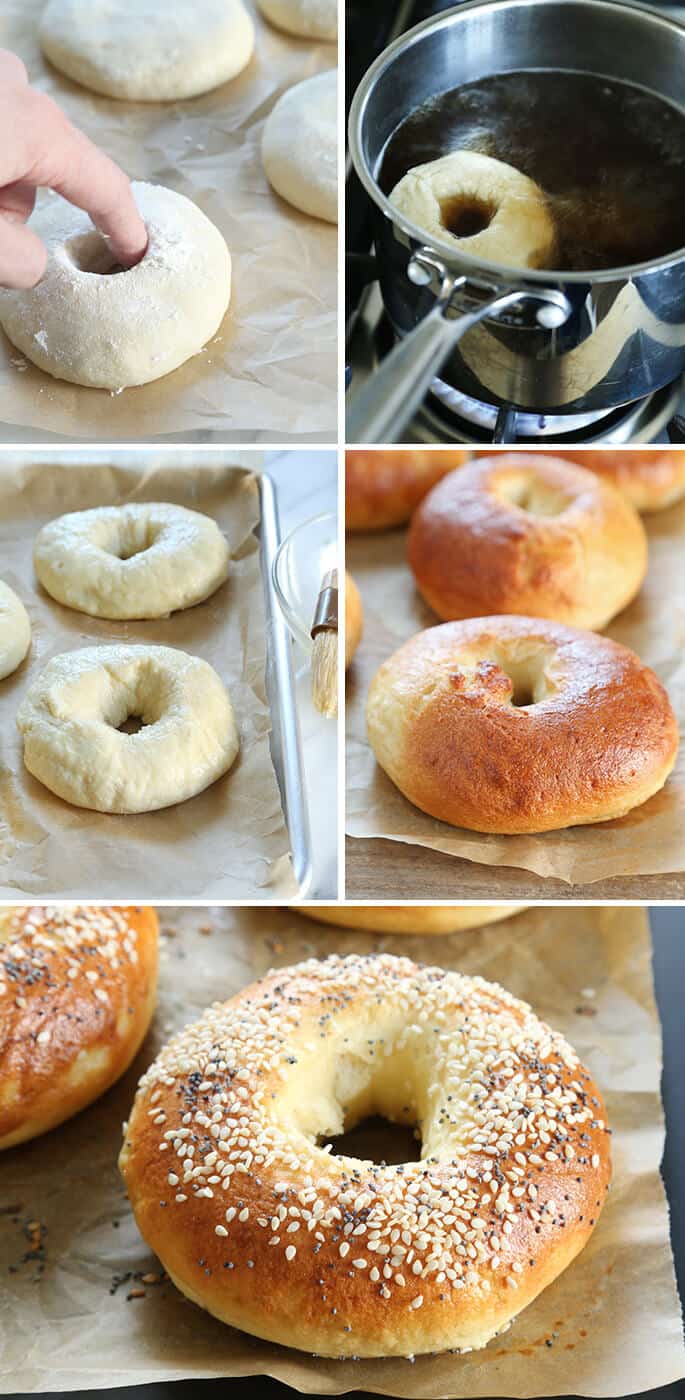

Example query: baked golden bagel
[0,905,158,1150]
[533,448,685,514]
[345,571,363,669]
[297,905,523,935]
[346,449,468,531]
[409,454,647,630]
[367,616,678,834]
[120,953,611,1358]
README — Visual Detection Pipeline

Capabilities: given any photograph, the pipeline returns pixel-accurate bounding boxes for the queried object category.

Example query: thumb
[0,214,47,289]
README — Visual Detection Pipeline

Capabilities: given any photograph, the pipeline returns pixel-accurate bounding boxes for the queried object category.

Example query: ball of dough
[39,0,255,101]
[262,71,337,223]
[34,503,230,620]
[0,905,158,1151]
[296,905,524,935]
[409,454,648,631]
[345,571,363,668]
[257,0,337,40]
[17,644,240,814]
[346,449,469,531]
[367,616,679,834]
[390,151,556,269]
[0,183,231,389]
[0,582,30,680]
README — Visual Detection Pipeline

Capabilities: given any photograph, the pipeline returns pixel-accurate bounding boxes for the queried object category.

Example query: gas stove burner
[417,377,685,445]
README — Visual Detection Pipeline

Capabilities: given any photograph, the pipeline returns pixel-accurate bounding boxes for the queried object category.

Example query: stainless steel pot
[347,0,685,442]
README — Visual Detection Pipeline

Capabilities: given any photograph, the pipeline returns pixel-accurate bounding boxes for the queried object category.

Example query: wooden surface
[345,837,685,900]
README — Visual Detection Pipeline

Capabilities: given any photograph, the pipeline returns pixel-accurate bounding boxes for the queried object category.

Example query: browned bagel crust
[120,953,611,1358]
[346,449,469,532]
[367,616,678,834]
[409,454,647,630]
[296,905,523,935]
[0,905,158,1150]
[345,571,363,669]
[527,448,685,514]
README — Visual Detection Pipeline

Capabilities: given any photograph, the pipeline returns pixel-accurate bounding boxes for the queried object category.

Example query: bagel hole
[439,195,496,239]
[496,474,570,517]
[66,231,126,276]
[321,1115,422,1166]
[490,649,556,708]
[117,713,147,735]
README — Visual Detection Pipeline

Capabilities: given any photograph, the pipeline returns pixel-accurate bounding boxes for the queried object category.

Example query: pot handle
[346,254,571,444]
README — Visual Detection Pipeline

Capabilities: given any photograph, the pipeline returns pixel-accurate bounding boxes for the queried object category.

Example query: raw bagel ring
[346,449,469,531]
[120,951,611,1357]
[296,905,524,935]
[389,151,556,269]
[39,0,254,101]
[409,454,647,630]
[367,616,679,834]
[0,905,158,1150]
[345,571,363,668]
[262,71,337,223]
[0,183,231,389]
[531,449,685,514]
[17,644,240,814]
[0,581,30,679]
[257,0,337,40]
[34,503,230,621]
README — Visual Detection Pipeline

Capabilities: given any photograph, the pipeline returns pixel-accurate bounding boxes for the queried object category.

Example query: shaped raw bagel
[17,644,240,813]
[34,503,230,620]
[0,183,231,389]
[120,952,611,1357]
[390,151,556,269]
[0,904,158,1150]
[367,616,678,834]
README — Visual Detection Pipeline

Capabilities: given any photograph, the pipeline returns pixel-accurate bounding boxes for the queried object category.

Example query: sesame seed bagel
[345,572,363,669]
[120,953,611,1358]
[367,617,678,834]
[296,905,523,935]
[409,455,647,631]
[346,450,469,532]
[34,503,230,621]
[0,905,158,1151]
[521,448,685,514]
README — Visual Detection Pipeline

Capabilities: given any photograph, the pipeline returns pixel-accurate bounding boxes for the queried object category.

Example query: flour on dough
[257,0,337,41]
[262,70,337,223]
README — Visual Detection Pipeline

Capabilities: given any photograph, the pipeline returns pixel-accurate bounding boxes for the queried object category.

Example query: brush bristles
[311,630,338,718]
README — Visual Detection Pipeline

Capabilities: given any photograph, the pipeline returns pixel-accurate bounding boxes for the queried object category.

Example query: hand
[0,49,148,289]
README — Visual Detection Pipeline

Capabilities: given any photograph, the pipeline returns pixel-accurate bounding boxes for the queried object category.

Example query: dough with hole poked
[39,0,254,100]
[257,0,337,39]
[262,71,337,223]
[0,183,231,390]
[0,582,30,680]
[18,644,240,813]
[390,150,556,269]
[34,503,230,620]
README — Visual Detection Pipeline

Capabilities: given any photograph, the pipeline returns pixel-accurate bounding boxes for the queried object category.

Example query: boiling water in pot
[379,70,685,271]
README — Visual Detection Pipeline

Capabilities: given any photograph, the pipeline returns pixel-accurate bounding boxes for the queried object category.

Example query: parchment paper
[346,495,685,884]
[0,904,682,1396]
[0,0,336,441]
[0,456,298,898]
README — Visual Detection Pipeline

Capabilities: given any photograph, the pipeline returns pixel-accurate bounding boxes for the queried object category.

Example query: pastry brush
[310,567,338,718]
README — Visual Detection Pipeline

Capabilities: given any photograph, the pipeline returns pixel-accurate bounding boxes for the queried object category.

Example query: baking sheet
[0,455,298,898]
[0,0,336,441]
[0,904,682,1396]
[346,495,685,884]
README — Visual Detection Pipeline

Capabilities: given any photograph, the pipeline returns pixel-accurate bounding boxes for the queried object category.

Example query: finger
[0,49,29,88]
[0,179,37,223]
[0,215,47,289]
[41,123,148,268]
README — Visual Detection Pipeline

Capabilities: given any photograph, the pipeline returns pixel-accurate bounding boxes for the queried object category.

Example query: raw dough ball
[0,183,231,389]
[390,150,556,270]
[262,70,337,223]
[34,503,230,620]
[0,582,30,680]
[39,0,255,101]
[257,0,337,40]
[17,644,240,814]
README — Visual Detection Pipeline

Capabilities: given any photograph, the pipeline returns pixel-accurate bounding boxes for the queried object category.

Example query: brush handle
[311,567,339,637]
